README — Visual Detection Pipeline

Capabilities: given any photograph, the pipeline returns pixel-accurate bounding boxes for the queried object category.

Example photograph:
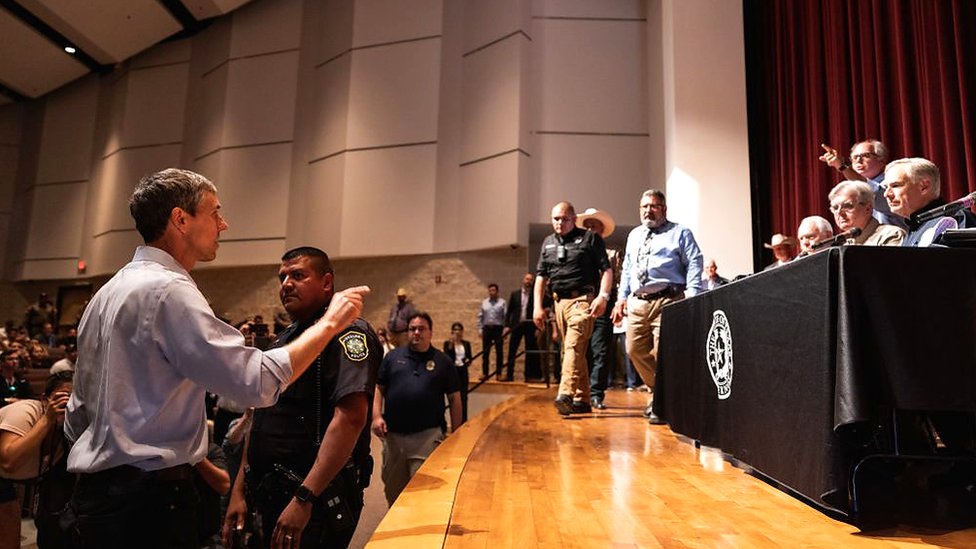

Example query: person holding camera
[0,372,74,549]
[533,201,613,416]
[224,247,381,549]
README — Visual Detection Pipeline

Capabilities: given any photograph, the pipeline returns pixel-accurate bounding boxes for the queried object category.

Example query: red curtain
[744,0,976,261]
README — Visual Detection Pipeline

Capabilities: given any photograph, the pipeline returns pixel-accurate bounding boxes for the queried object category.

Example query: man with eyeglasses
[818,139,905,229]
[371,312,461,506]
[827,181,905,247]
[883,157,975,247]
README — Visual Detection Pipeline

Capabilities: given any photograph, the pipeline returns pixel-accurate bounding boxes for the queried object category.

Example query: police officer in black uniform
[533,201,613,416]
[224,247,381,549]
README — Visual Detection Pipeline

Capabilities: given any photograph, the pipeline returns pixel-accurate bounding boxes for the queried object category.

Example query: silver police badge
[705,310,733,400]
[339,332,368,362]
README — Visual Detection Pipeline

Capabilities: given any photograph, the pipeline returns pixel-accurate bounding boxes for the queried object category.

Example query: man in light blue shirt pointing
[611,189,702,425]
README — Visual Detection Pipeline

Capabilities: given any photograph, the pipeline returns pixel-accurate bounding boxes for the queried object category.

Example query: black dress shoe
[571,400,592,414]
[590,396,606,410]
[647,411,666,425]
[553,394,574,416]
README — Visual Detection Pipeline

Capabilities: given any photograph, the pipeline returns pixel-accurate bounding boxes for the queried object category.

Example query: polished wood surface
[369,388,976,548]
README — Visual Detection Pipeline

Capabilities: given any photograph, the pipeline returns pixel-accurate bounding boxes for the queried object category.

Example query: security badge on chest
[425,360,435,371]
[339,331,369,362]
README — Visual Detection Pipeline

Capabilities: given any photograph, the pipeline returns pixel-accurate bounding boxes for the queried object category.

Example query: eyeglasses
[828,200,863,213]
[851,152,877,162]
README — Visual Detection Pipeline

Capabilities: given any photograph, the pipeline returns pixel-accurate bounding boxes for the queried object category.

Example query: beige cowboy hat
[764,233,798,249]
[576,208,616,238]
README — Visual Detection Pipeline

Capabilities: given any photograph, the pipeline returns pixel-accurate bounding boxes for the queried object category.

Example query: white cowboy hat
[764,233,798,249]
[575,208,616,238]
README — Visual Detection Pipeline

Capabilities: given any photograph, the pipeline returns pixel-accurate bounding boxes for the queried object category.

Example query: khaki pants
[625,295,678,390]
[554,295,594,402]
[381,427,444,506]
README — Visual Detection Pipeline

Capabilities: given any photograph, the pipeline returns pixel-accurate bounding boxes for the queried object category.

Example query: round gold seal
[426,360,435,371]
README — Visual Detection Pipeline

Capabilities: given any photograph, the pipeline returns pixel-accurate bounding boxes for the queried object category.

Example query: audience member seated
[36,323,58,349]
[24,293,56,339]
[882,157,976,247]
[0,351,33,407]
[796,216,834,256]
[828,181,905,246]
[50,344,77,374]
[702,259,730,290]
[762,234,797,271]
[819,138,904,228]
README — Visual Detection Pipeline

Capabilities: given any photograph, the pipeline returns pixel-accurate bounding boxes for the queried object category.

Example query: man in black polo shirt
[533,201,613,416]
[371,312,462,506]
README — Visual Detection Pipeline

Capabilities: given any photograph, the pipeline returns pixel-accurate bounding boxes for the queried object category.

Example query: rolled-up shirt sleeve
[156,279,292,408]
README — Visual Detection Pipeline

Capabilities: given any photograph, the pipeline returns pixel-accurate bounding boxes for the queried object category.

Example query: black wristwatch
[294,484,316,504]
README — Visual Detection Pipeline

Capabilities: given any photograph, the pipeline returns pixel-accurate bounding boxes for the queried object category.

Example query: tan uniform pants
[381,426,444,506]
[625,294,678,389]
[554,294,594,402]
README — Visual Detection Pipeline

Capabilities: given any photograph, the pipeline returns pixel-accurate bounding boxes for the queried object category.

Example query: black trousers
[587,314,613,399]
[506,321,539,380]
[65,465,200,549]
[481,325,504,377]
[457,366,469,422]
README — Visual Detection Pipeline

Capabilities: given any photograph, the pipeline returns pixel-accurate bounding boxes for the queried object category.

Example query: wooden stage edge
[366,389,976,549]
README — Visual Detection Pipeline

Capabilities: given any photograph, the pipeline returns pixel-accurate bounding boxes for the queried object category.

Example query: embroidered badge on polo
[339,332,368,362]
[425,360,435,371]
[706,310,733,400]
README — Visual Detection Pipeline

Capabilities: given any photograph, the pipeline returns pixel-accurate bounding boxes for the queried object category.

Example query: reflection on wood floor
[369,388,976,549]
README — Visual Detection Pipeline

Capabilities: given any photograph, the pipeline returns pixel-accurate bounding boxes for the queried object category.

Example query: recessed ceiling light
[64,46,76,54]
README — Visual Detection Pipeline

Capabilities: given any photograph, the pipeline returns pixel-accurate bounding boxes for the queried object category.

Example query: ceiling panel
[182,0,252,21]
[0,8,88,97]
[20,0,182,63]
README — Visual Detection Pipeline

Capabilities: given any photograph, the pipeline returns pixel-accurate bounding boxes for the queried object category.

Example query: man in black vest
[224,247,381,549]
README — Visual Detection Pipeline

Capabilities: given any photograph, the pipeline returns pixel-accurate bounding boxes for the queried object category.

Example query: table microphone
[915,191,976,223]
[811,227,862,250]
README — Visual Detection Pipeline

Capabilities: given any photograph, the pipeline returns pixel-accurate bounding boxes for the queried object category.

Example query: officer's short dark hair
[488,283,498,291]
[407,312,433,331]
[44,371,73,397]
[129,169,217,243]
[281,247,334,276]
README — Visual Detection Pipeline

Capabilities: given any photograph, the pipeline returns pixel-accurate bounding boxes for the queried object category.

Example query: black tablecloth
[655,246,976,513]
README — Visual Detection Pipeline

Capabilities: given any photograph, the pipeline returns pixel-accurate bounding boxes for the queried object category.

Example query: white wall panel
[533,0,645,19]
[536,19,647,133]
[308,55,352,161]
[457,154,520,248]
[339,146,437,256]
[346,40,441,148]
[206,144,291,242]
[121,63,190,148]
[300,155,346,254]
[24,182,86,258]
[88,145,182,237]
[222,52,299,146]
[536,134,650,221]
[462,0,526,53]
[189,64,229,159]
[351,0,442,48]
[229,0,302,57]
[36,77,99,184]
[460,37,522,163]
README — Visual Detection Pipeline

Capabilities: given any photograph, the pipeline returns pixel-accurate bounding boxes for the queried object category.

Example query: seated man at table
[882,157,975,247]
[828,181,905,246]
[796,216,833,256]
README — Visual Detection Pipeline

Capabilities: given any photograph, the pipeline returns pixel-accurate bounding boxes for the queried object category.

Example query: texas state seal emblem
[705,310,733,400]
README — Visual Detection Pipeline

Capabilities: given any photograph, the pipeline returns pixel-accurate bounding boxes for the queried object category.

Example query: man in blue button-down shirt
[611,189,703,424]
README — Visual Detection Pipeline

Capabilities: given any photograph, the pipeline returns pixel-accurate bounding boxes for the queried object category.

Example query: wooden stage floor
[368,388,976,548]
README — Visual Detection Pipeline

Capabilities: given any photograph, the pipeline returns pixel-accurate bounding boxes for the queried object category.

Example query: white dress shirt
[65,246,292,473]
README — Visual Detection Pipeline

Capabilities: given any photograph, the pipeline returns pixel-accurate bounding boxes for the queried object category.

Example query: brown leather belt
[633,285,683,301]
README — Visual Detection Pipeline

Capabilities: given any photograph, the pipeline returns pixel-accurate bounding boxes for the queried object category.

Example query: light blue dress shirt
[618,221,704,301]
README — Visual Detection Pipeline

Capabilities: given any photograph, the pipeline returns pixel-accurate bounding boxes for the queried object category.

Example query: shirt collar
[133,245,194,282]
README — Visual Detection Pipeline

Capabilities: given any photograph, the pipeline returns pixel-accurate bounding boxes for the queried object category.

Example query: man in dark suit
[504,273,540,381]
[702,259,730,291]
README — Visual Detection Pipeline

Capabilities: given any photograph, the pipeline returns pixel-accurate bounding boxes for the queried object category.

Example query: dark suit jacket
[505,288,534,328]
[443,340,472,367]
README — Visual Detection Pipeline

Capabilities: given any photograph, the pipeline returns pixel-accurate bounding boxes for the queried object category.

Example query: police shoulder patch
[339,331,369,362]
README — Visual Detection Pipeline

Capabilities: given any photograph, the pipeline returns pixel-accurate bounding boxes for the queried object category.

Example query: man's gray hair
[799,215,834,237]
[129,168,218,243]
[851,139,888,161]
[828,180,873,205]
[641,189,666,203]
[885,157,941,198]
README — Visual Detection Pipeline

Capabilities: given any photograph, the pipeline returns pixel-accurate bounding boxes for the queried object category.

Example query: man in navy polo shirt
[371,312,462,506]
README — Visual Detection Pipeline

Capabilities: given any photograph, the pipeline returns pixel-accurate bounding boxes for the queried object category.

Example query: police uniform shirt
[377,346,459,434]
[248,313,381,480]
[536,226,611,293]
